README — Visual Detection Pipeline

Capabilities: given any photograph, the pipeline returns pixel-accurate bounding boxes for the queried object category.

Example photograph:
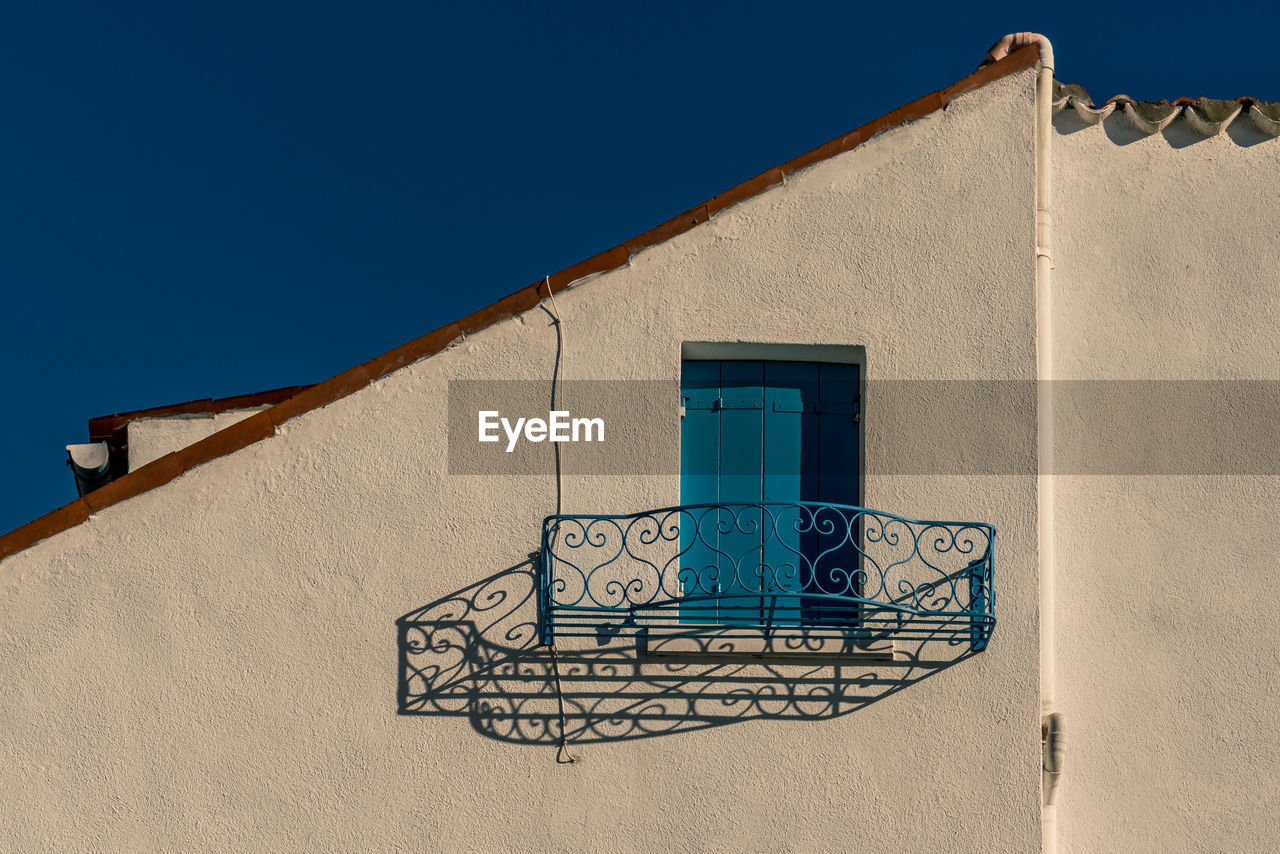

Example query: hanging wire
[548,644,578,764]
[540,275,575,763]
[540,276,564,518]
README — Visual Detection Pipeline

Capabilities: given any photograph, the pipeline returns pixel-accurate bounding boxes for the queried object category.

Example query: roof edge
[0,44,1040,563]
[87,386,315,444]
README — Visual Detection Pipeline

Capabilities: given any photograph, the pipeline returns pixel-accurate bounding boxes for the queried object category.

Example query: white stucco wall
[0,69,1039,851]
[1053,108,1280,853]
[128,409,271,471]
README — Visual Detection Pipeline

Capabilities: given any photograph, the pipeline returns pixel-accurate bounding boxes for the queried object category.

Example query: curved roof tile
[1054,81,1280,137]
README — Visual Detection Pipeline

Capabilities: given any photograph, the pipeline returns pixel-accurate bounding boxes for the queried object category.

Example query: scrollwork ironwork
[540,502,995,651]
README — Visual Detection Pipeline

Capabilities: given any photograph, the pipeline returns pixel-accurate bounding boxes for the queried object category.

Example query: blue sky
[2,2,1272,534]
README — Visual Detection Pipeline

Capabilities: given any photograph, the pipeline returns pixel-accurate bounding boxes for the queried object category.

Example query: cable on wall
[539,275,576,763]
[539,275,565,518]
[548,644,577,763]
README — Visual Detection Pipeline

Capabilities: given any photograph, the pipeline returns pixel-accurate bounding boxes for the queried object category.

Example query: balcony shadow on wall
[396,562,976,746]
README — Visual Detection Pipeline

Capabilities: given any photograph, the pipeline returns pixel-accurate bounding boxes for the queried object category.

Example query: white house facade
[2,41,1277,852]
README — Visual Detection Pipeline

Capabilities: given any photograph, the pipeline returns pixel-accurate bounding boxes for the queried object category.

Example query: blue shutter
[680,361,722,624]
[762,361,817,626]
[810,363,861,623]
[681,360,860,628]
[716,361,763,624]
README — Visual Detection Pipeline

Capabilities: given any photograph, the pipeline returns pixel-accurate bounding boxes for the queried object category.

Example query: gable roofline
[83,386,316,488]
[88,386,316,443]
[0,45,1040,563]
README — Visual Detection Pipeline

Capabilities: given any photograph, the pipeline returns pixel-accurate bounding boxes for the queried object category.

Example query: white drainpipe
[988,32,1062,854]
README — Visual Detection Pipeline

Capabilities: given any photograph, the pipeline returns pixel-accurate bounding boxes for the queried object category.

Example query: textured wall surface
[0,69,1038,851]
[1053,107,1280,854]
[128,409,269,470]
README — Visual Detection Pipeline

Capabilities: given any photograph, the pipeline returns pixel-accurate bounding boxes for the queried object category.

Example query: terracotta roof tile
[88,385,313,446]
[0,500,90,561]
[1053,81,1280,137]
[82,454,185,514]
[363,322,463,381]
[267,368,371,428]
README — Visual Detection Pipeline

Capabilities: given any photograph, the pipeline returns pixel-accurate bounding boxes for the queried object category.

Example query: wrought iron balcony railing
[539,502,995,651]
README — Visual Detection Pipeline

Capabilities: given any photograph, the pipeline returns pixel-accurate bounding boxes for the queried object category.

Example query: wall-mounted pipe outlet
[66,442,113,497]
[1043,711,1066,806]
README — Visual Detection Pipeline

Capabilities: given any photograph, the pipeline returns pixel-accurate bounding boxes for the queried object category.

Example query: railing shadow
[397,561,978,745]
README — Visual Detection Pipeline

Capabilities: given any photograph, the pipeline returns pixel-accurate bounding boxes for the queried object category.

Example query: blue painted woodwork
[535,360,996,651]
[680,361,861,625]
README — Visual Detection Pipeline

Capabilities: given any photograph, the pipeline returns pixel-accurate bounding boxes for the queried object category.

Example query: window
[538,350,995,652]
[679,359,861,628]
